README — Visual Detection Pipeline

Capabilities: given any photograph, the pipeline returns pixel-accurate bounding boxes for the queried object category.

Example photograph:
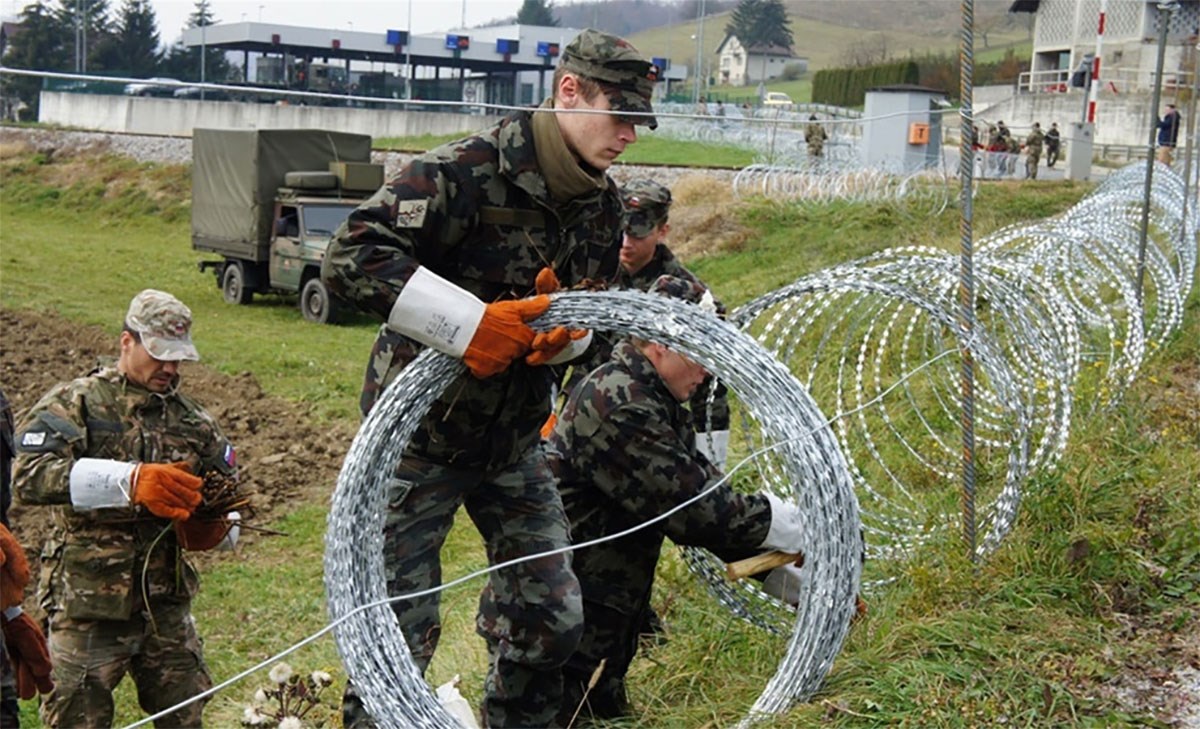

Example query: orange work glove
[0,523,31,609]
[462,296,551,379]
[2,612,54,699]
[525,267,589,366]
[131,461,204,521]
[175,517,231,551]
[539,412,558,440]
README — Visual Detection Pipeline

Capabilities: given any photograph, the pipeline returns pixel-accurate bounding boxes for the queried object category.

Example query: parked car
[762,91,794,107]
[123,77,181,97]
[173,86,229,100]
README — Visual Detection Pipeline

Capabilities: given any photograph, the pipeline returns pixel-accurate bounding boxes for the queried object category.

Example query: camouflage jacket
[322,107,625,470]
[547,341,770,614]
[561,245,730,430]
[1025,129,1045,153]
[805,123,827,145]
[12,368,235,621]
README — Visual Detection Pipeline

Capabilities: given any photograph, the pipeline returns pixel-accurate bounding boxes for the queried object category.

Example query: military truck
[191,128,383,323]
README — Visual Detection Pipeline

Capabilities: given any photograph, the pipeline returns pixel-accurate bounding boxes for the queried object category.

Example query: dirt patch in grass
[1,307,355,575]
[668,173,752,260]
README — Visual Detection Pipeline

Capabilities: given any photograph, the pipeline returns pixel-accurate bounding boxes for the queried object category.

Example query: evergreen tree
[724,0,792,82]
[112,0,160,76]
[161,1,232,82]
[2,1,70,111]
[516,0,558,27]
[53,0,114,71]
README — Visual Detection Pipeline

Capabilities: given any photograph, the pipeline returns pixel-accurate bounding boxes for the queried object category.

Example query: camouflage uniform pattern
[1045,124,1061,168]
[546,341,773,722]
[559,30,660,129]
[560,179,729,431]
[804,119,828,157]
[12,368,234,728]
[322,35,650,724]
[1025,125,1045,179]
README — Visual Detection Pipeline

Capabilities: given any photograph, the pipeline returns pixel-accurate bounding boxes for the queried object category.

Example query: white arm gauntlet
[69,458,135,510]
[387,266,486,358]
[760,492,805,553]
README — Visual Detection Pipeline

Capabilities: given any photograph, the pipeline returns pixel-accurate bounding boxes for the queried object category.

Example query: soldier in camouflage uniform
[12,290,238,728]
[321,28,660,729]
[545,276,805,724]
[558,179,731,467]
[1024,122,1045,180]
[804,114,828,158]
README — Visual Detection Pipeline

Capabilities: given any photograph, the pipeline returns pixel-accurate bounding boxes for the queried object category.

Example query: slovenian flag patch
[223,443,237,469]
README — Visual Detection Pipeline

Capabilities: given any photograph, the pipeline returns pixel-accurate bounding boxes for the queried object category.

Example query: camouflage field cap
[622,179,672,237]
[649,274,717,314]
[125,289,200,362]
[561,28,659,129]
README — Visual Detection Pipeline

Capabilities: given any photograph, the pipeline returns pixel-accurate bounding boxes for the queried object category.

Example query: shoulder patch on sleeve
[21,431,46,447]
[395,199,430,229]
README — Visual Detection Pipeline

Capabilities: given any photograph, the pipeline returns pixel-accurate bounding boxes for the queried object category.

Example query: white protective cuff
[695,429,730,471]
[2,606,22,621]
[541,329,593,366]
[387,266,486,358]
[69,458,135,510]
[761,563,804,606]
[218,511,242,551]
[760,491,804,553]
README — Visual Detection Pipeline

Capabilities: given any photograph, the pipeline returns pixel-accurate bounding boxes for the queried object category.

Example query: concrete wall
[37,91,503,139]
[973,88,1185,148]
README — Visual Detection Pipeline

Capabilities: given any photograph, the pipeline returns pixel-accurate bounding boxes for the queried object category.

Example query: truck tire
[300,277,341,324]
[222,262,254,305]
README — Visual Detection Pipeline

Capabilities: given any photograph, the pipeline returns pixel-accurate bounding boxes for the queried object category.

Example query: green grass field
[1,141,1197,727]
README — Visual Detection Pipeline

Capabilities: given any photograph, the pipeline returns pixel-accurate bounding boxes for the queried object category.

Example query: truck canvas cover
[191,128,372,261]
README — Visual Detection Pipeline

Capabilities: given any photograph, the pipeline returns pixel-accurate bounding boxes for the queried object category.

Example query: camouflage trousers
[41,601,211,728]
[807,142,825,157]
[558,594,652,727]
[343,446,583,729]
[1026,150,1041,179]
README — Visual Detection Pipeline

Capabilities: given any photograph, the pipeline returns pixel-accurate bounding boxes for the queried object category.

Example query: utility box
[1065,121,1094,181]
[862,85,949,173]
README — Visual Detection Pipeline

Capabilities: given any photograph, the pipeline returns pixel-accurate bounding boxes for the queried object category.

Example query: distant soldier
[1025,122,1045,179]
[805,114,828,157]
[1156,103,1181,165]
[1045,122,1062,168]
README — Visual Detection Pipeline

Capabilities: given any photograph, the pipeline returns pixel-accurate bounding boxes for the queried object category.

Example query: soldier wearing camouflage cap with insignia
[555,178,732,467]
[545,275,805,723]
[321,27,659,729]
[11,289,239,728]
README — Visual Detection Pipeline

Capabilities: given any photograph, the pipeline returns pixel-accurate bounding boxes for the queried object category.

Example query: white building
[715,34,804,86]
[1011,0,1199,93]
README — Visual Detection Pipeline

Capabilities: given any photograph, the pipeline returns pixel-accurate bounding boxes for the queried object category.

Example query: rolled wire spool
[721,254,1043,570]
[325,290,864,727]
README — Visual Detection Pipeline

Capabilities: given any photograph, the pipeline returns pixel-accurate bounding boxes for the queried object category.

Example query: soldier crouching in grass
[12,289,239,728]
[545,276,807,725]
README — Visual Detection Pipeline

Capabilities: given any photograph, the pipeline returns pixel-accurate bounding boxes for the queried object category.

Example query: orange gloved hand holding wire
[131,461,204,521]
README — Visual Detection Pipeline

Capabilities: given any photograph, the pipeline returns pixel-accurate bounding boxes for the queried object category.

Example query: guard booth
[861,84,949,173]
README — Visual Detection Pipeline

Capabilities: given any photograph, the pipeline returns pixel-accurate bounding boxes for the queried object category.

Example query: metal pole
[698,0,706,96]
[692,2,703,105]
[1137,1,1177,307]
[405,0,413,101]
[1086,0,1108,125]
[200,22,206,100]
[958,0,978,563]
[1181,38,1198,251]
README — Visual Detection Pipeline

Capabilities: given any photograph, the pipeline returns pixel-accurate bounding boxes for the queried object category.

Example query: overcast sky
[0,1,530,45]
